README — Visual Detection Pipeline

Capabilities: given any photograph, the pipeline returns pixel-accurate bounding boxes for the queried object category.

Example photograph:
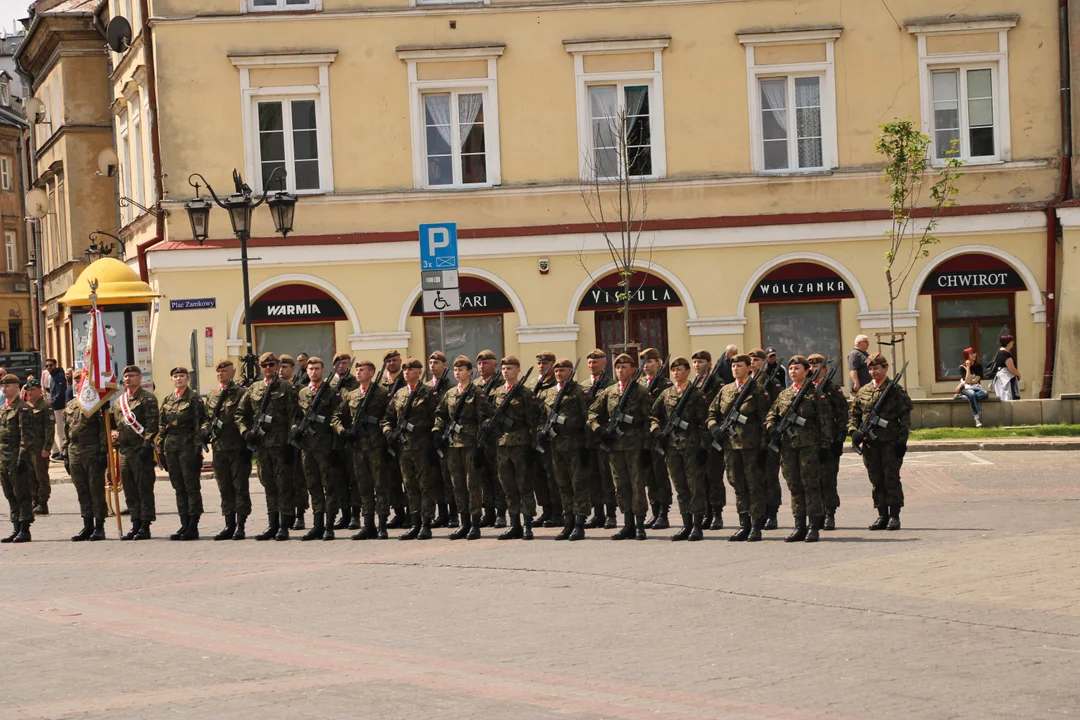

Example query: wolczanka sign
[750,263,855,303]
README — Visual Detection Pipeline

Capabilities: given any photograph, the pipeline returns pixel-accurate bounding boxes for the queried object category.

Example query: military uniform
[381,378,439,537]
[331,380,391,538]
[649,378,709,539]
[472,372,506,526]
[581,369,615,527]
[238,374,297,539]
[849,374,912,529]
[329,370,359,530]
[638,369,673,529]
[284,381,308,527]
[816,374,849,528]
[63,399,108,538]
[379,367,408,523]
[427,367,457,527]
[434,380,492,537]
[536,374,591,539]
[757,366,786,527]
[0,394,34,542]
[708,377,771,540]
[295,379,341,537]
[588,374,650,538]
[489,375,537,531]
[29,396,54,510]
[112,386,159,537]
[695,366,727,529]
[525,370,559,525]
[202,379,250,539]
[159,384,208,539]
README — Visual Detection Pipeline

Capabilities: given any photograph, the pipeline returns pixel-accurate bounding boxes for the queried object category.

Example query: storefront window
[594,309,668,361]
[933,294,1013,380]
[760,302,841,368]
[424,315,503,363]
[256,324,334,364]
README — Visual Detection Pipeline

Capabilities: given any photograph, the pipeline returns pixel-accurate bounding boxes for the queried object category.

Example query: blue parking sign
[419,223,458,271]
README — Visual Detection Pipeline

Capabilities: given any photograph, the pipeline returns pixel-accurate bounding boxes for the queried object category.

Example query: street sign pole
[419,223,460,352]
[440,311,446,350]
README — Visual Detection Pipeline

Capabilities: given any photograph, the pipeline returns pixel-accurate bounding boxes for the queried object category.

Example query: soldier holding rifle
[535,358,591,541]
[382,357,438,540]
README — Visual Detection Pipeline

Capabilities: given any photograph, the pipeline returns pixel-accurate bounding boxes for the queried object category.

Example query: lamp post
[86,231,123,263]
[24,252,39,354]
[184,168,297,384]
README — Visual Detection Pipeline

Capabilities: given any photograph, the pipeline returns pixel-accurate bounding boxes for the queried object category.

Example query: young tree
[578,101,653,348]
[874,119,963,369]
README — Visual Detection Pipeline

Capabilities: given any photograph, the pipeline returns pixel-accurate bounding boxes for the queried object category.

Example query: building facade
[123,1,1069,396]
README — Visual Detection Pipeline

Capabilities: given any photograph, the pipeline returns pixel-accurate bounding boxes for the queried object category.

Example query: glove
[850,431,864,446]
[650,427,663,441]
[896,442,907,459]
[242,430,255,443]
[199,429,211,445]
[696,449,708,466]
[832,441,844,460]
[139,445,154,464]
[288,427,302,444]
[756,448,768,469]
[710,425,724,442]
[818,446,830,463]
[598,428,617,446]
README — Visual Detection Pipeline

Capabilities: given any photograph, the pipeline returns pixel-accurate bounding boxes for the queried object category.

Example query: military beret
[306,356,324,367]
[215,359,235,371]
[614,353,636,366]
[640,347,660,362]
[453,355,472,369]
[402,357,423,370]
[765,347,778,356]
[0,374,19,385]
[586,348,606,360]
[867,353,889,368]
[553,358,573,369]
[691,349,712,362]
[807,353,826,364]
[332,352,351,365]
[732,354,752,366]
[670,356,690,370]
[258,352,278,364]
[500,355,520,367]
[428,351,447,363]
[788,355,810,369]
[355,358,376,370]
[122,364,142,375]
[383,349,401,361]
[535,350,555,362]
[278,355,295,367]
[24,378,41,389]
[170,366,189,377]
[476,349,497,362]
[749,348,767,360]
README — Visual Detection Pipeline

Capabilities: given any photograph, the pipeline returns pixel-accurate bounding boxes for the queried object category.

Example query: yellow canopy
[59,257,160,307]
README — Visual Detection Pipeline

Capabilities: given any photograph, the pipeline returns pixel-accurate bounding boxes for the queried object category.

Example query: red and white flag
[77,303,118,415]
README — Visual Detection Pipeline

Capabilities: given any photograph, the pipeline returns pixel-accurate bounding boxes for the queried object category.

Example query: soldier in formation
[159,367,208,541]
[0,374,34,543]
[64,370,108,542]
[112,365,159,541]
[381,357,438,540]
[536,358,591,541]
[433,355,491,539]
[472,350,506,529]
[23,380,54,517]
[202,360,250,541]
[581,349,615,529]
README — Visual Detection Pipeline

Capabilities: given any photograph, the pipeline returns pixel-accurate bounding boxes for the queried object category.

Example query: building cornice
[905,14,1020,35]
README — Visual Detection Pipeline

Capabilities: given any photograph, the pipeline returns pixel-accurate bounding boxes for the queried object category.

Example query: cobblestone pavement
[1,451,1078,720]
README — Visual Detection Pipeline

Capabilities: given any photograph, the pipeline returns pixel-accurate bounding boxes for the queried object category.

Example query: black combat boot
[232,515,247,540]
[348,507,362,530]
[293,511,306,530]
[644,503,659,529]
[466,513,482,540]
[635,513,647,540]
[604,503,618,529]
[611,513,635,540]
[671,513,693,541]
[498,514,523,540]
[33,502,49,516]
[399,513,421,540]
[522,516,534,540]
[886,505,901,531]
[214,513,237,541]
[869,508,889,530]
[133,521,152,540]
[494,508,507,528]
[182,515,200,541]
[275,515,292,541]
[352,514,377,540]
[12,520,31,543]
[72,516,94,542]
[709,505,724,530]
[805,516,821,543]
[377,514,388,540]
[702,504,713,529]
[688,513,704,542]
[447,501,459,528]
[555,512,575,541]
[824,510,836,531]
[653,505,671,530]
[417,515,433,540]
[585,505,605,529]
[170,515,190,541]
[387,506,407,529]
[1,520,19,543]
[302,512,325,541]
[89,517,106,541]
[785,516,807,542]
[534,505,551,527]
[544,504,563,528]
[334,507,350,530]
[432,504,449,529]
[765,505,779,530]
[747,516,764,542]
[728,513,751,542]
[256,512,279,541]
[479,504,495,528]
[449,513,470,540]
[568,514,586,541]
[120,519,140,541]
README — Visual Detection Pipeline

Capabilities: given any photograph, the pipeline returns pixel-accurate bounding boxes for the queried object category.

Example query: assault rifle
[476,366,533,447]
[584,366,609,400]
[598,366,645,452]
[436,381,474,458]
[532,370,556,398]
[697,357,726,395]
[480,371,501,397]
[384,385,420,458]
[645,356,671,399]
[153,429,168,472]
[710,365,765,451]
[535,359,580,453]
[852,362,909,456]
[245,379,276,452]
[766,363,827,454]
[346,361,387,443]
[289,379,332,449]
[205,382,234,447]
[765,357,786,388]
[655,376,704,457]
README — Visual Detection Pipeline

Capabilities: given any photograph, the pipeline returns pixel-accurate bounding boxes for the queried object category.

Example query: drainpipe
[135,0,165,282]
[1043,0,1073,398]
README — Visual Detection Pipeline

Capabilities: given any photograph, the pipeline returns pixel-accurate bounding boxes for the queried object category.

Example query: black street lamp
[184,168,298,383]
[86,231,122,263]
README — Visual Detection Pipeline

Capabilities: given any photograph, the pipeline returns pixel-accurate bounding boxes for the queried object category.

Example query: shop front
[411,275,514,361]
[577,270,683,359]
[249,283,347,362]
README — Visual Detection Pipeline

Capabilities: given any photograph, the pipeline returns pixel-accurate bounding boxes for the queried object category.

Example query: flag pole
[88,279,123,538]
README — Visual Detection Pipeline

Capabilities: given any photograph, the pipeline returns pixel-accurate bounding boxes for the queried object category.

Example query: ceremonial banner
[77,301,119,415]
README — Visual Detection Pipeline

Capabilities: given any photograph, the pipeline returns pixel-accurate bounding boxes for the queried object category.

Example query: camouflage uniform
[331,382,391,522]
[817,376,850,517]
[63,400,107,521]
[708,379,771,521]
[428,371,456,524]
[472,374,506,521]
[696,371,727,525]
[0,398,34,526]
[295,382,340,518]
[638,372,673,518]
[588,380,649,519]
[381,383,438,519]
[380,370,407,515]
[536,380,591,517]
[329,372,359,524]
[757,369,786,521]
[237,378,296,517]
[29,396,54,506]
[489,380,536,519]
[525,373,558,518]
[283,382,308,519]
[581,372,615,523]
[201,381,250,518]
[159,387,208,521]
[650,382,709,516]
[849,379,912,516]
[112,389,159,524]
[765,384,833,521]
[434,383,492,521]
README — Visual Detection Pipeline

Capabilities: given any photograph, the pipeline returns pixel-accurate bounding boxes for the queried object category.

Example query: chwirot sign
[577,271,682,310]
[920,254,1026,295]
[750,262,855,303]
[411,276,513,316]
[249,284,347,323]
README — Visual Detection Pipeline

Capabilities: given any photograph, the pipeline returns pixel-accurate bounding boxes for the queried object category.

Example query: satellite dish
[106,16,132,54]
[97,147,119,177]
[25,188,49,219]
[24,97,44,124]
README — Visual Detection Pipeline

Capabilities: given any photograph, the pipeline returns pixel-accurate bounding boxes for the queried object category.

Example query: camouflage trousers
[496,445,536,518]
[779,446,824,519]
[289,448,309,511]
[551,446,590,516]
[644,444,672,507]
[821,451,841,512]
[119,450,156,522]
[530,451,557,510]
[586,448,615,508]
[398,447,437,519]
[446,446,483,517]
[386,458,406,510]
[862,443,905,510]
[70,448,107,520]
[664,449,706,515]
[724,447,766,519]
[32,454,51,503]
[303,446,339,515]
[0,456,33,523]
[164,442,204,517]
[351,445,389,517]
[609,447,647,516]
[255,446,290,514]
[212,446,251,517]
[764,451,783,509]
[703,445,727,509]
[477,443,505,510]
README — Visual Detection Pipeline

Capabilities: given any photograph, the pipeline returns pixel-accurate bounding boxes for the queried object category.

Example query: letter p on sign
[419,223,459,271]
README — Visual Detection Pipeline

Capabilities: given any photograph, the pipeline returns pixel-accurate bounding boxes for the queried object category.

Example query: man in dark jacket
[46,359,67,460]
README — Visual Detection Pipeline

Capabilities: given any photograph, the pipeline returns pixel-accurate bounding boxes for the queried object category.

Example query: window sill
[932,158,1003,168]
[420,184,497,191]
[755,168,831,177]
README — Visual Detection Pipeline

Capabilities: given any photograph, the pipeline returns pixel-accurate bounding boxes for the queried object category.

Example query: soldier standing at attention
[808,354,849,531]
[765,356,834,543]
[64,372,108,541]
[112,366,159,541]
[849,353,912,531]
[434,355,492,540]
[0,374,34,543]
[472,349,506,529]
[526,351,559,528]
[536,358,591,541]
[426,350,457,529]
[589,353,650,541]
[581,349,615,529]
[708,354,772,542]
[382,357,438,540]
[751,348,785,529]
[327,353,358,531]
[488,355,535,540]
[276,355,309,530]
[639,348,672,531]
[691,349,726,530]
[238,352,297,541]
[379,349,409,528]
[293,357,340,540]
[23,380,54,516]
[201,360,250,541]
[159,367,208,541]
[331,359,392,540]
[650,357,709,541]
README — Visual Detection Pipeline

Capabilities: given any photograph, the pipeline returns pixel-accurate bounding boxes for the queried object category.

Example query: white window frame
[398,45,504,190]
[909,18,1016,166]
[0,84,8,107]
[244,0,322,12]
[231,52,337,194]
[565,37,669,181]
[117,110,133,225]
[4,231,15,272]
[0,157,9,190]
[739,27,840,174]
[419,89,492,188]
